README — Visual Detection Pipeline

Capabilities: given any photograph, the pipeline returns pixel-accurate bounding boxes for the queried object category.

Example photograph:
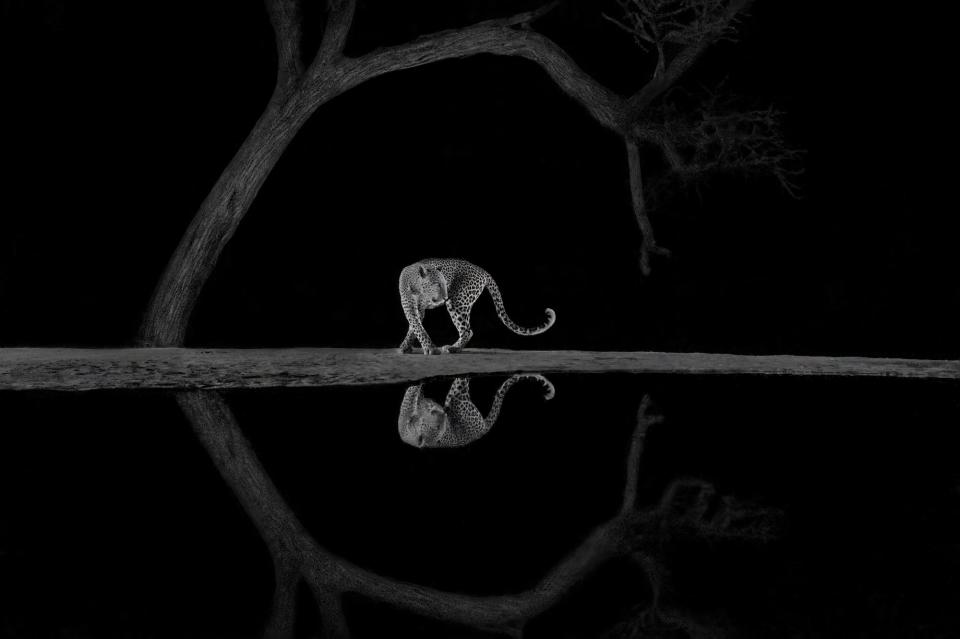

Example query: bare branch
[626,0,754,118]
[603,0,746,82]
[626,138,671,276]
[264,0,303,87]
[621,395,665,513]
[664,0,743,45]
[636,91,805,198]
[655,478,781,542]
[314,0,357,67]
[602,1,659,50]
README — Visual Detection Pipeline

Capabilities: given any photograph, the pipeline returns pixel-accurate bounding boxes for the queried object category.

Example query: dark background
[1,0,952,357]
[3,6,957,638]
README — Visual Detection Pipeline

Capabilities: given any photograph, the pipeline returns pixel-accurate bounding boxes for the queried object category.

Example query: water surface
[1,375,957,638]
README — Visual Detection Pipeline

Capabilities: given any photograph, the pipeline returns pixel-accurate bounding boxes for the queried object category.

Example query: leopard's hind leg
[440,270,486,353]
[442,303,474,353]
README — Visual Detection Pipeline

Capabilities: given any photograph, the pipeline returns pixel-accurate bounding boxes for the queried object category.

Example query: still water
[1,375,958,638]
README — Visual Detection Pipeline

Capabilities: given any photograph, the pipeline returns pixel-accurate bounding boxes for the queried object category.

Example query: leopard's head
[398,386,450,448]
[417,264,448,309]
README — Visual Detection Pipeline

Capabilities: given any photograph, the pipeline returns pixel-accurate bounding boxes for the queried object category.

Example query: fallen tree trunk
[1,348,958,391]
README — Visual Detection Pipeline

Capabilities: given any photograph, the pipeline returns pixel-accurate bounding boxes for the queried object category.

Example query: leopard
[397,374,555,448]
[397,258,556,355]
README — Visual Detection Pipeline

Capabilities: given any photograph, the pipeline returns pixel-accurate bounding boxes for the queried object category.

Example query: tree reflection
[177,390,778,638]
[397,374,555,448]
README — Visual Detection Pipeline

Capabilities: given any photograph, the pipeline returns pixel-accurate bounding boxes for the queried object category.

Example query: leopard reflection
[398,374,554,448]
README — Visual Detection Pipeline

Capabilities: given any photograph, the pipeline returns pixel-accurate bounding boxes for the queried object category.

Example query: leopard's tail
[485,374,555,428]
[485,275,555,336]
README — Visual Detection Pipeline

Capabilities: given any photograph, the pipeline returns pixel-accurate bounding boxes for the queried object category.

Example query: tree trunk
[138,82,340,346]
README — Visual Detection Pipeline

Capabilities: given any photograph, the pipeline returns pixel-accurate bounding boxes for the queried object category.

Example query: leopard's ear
[418,264,428,278]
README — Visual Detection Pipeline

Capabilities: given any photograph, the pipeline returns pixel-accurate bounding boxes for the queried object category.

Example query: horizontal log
[1,348,959,392]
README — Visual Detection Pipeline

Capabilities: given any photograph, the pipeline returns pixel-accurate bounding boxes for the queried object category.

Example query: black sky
[1,0,953,357]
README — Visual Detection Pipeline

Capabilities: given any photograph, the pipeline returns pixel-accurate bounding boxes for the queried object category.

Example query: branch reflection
[177,389,779,638]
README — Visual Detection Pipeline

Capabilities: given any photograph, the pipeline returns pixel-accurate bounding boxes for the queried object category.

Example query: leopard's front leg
[398,327,421,353]
[400,302,442,355]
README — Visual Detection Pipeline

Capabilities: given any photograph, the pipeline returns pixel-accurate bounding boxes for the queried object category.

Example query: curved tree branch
[139,0,760,345]
[138,2,628,346]
[178,390,656,635]
[179,389,777,636]
[336,9,626,132]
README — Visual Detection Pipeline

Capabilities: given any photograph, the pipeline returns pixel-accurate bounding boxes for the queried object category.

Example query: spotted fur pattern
[397,374,555,448]
[398,258,555,355]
